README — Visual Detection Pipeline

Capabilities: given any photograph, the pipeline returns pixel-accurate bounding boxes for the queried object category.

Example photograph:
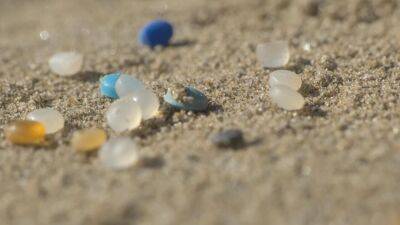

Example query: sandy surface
[0,0,400,224]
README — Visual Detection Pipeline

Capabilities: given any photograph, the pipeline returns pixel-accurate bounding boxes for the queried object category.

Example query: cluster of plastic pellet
[256,41,305,110]
[5,18,315,169]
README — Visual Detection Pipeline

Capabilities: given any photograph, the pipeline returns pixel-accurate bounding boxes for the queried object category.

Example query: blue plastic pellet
[138,20,173,48]
[164,86,208,111]
[100,72,121,99]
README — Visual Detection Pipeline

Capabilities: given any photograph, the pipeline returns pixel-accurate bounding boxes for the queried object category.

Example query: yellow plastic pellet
[71,127,107,152]
[4,120,46,145]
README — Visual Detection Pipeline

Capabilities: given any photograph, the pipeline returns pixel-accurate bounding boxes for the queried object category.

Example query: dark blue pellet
[138,20,173,48]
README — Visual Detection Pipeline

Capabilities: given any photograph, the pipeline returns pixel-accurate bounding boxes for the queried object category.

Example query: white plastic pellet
[26,108,64,134]
[269,70,302,91]
[125,89,159,120]
[99,137,139,170]
[106,98,142,132]
[115,74,146,98]
[270,85,305,110]
[48,52,83,76]
[256,41,290,68]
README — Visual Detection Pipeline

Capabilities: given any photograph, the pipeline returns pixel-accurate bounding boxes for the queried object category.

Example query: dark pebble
[210,129,245,149]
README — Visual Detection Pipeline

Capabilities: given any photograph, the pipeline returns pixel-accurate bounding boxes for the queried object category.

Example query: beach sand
[0,0,400,224]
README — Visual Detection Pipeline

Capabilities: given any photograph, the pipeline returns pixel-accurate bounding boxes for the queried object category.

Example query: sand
[0,0,400,224]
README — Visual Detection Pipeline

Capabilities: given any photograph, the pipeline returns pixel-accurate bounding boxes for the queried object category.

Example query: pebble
[211,129,245,148]
[269,70,302,91]
[270,85,305,110]
[100,72,121,99]
[5,120,46,145]
[106,98,142,132]
[26,108,64,134]
[138,19,174,48]
[164,85,208,111]
[115,74,146,98]
[99,137,139,170]
[256,41,290,68]
[124,89,159,120]
[48,52,83,76]
[71,128,107,153]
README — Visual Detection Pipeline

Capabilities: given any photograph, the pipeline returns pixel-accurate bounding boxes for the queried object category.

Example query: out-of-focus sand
[0,0,400,224]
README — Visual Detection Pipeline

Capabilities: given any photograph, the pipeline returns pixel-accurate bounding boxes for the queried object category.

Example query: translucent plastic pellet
[115,74,146,98]
[71,128,107,153]
[27,108,64,134]
[125,89,159,120]
[48,52,83,76]
[256,41,290,68]
[106,98,142,132]
[270,85,305,110]
[269,70,302,91]
[5,120,46,145]
[99,137,139,170]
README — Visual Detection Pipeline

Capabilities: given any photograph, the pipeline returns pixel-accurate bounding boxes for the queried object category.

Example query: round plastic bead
[256,41,290,68]
[270,85,305,110]
[125,89,159,120]
[269,70,302,91]
[138,20,174,48]
[5,120,46,145]
[26,108,64,134]
[99,137,139,170]
[71,128,107,153]
[164,86,208,111]
[106,98,142,132]
[100,72,121,99]
[115,74,146,98]
[48,52,83,76]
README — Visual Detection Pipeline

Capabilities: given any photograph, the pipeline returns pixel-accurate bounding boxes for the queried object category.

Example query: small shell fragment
[71,128,107,153]
[48,52,83,76]
[5,120,46,145]
[164,86,208,111]
[256,41,290,68]
[115,74,146,98]
[106,98,142,132]
[269,70,302,91]
[26,108,64,134]
[270,85,305,110]
[99,137,139,170]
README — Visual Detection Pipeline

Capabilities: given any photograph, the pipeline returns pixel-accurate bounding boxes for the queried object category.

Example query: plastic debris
[164,85,208,111]
[48,52,83,76]
[138,20,174,48]
[5,120,46,145]
[99,137,139,170]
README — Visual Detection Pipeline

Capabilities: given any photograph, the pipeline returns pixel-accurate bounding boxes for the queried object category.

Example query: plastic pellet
[48,52,83,76]
[115,74,146,98]
[100,72,121,99]
[71,128,107,153]
[106,98,142,132]
[269,70,302,91]
[99,137,139,170]
[125,89,159,120]
[4,120,46,145]
[164,85,208,111]
[138,20,174,48]
[26,108,64,134]
[270,85,305,110]
[256,41,290,68]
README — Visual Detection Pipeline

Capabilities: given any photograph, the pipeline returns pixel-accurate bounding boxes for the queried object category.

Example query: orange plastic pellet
[4,120,46,145]
[71,127,107,152]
